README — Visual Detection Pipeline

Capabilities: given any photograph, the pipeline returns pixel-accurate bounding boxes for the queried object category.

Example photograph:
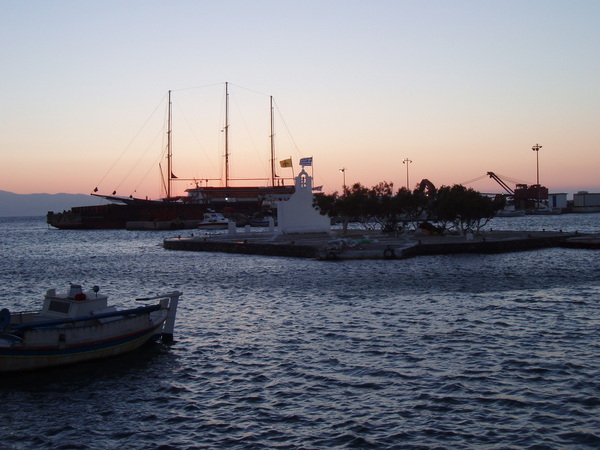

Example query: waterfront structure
[548,193,568,211]
[573,192,600,213]
[277,168,330,234]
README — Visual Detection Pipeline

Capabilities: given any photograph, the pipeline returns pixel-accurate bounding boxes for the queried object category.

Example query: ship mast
[167,89,173,199]
[270,96,276,187]
[224,82,230,187]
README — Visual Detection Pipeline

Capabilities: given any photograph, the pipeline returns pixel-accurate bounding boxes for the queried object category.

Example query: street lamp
[402,158,412,189]
[532,143,542,209]
[532,143,542,185]
[339,167,346,191]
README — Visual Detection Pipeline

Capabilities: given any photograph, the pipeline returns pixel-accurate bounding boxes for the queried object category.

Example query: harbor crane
[486,171,548,209]
[487,172,514,196]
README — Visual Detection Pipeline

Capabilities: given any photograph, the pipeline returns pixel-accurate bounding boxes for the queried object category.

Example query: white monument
[277,169,330,234]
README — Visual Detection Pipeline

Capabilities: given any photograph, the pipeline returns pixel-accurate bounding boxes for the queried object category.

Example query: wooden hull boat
[0,285,182,372]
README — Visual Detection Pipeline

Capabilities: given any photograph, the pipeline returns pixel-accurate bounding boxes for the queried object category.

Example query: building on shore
[573,192,600,213]
[549,193,568,211]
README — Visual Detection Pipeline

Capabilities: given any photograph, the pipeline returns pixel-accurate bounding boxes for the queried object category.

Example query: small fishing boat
[198,211,232,230]
[0,284,182,373]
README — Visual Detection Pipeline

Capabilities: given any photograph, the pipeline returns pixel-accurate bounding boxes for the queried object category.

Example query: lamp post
[532,143,542,185]
[532,143,542,209]
[339,167,346,192]
[402,158,412,189]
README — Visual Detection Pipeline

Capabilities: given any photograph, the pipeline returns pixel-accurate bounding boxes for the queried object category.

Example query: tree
[365,182,400,232]
[400,181,436,229]
[314,180,503,235]
[313,182,371,235]
[433,185,504,234]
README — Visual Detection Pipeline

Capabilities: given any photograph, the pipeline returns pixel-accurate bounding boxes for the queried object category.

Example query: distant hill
[0,190,103,217]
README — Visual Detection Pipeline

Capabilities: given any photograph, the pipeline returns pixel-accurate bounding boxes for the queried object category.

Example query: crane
[487,172,514,196]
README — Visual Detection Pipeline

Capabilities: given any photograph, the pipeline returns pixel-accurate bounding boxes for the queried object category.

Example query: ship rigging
[47,83,297,230]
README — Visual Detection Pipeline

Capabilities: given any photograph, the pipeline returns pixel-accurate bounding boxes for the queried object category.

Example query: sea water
[0,215,599,448]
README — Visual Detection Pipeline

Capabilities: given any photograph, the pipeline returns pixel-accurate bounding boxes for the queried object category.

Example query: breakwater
[163,230,581,260]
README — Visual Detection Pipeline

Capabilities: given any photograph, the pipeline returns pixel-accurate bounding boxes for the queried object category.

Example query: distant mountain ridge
[0,190,101,217]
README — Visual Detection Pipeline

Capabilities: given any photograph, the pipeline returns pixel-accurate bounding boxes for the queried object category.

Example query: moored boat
[198,211,232,230]
[46,83,295,230]
[0,284,182,372]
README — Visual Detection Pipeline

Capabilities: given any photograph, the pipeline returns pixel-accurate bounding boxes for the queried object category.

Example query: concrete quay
[163,229,582,260]
[560,234,600,250]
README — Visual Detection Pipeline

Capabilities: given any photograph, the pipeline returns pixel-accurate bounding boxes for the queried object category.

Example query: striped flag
[299,156,313,167]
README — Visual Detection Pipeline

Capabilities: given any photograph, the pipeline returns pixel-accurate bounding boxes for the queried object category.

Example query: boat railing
[9,311,41,326]
[10,304,163,335]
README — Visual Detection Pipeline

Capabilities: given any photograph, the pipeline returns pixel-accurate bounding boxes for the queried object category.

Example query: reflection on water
[1,215,599,448]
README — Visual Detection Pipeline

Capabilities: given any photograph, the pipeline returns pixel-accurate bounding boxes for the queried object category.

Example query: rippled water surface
[1,215,600,448]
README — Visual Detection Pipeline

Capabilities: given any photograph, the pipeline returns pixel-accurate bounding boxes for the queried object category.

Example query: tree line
[313,180,505,235]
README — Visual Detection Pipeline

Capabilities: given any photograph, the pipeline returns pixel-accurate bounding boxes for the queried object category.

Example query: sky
[1,0,599,199]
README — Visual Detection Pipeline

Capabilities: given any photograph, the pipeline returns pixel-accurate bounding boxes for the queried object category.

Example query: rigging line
[494,172,532,185]
[119,93,170,197]
[117,97,169,196]
[119,123,166,196]
[217,83,227,186]
[171,96,220,180]
[228,82,270,98]
[131,139,168,198]
[155,102,169,198]
[459,174,489,185]
[158,162,167,198]
[93,92,168,192]
[272,98,319,188]
[272,99,302,156]
[230,94,270,180]
[170,81,224,93]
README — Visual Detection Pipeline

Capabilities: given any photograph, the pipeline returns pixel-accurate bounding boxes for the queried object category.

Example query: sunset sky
[2,0,599,199]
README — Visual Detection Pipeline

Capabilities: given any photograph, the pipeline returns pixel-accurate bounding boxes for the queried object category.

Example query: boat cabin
[41,285,111,319]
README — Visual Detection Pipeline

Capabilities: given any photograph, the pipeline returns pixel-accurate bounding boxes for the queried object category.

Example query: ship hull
[47,202,206,230]
[0,323,162,372]
[47,186,294,230]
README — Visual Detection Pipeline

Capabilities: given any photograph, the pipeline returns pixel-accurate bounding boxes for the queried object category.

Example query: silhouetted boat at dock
[47,83,295,230]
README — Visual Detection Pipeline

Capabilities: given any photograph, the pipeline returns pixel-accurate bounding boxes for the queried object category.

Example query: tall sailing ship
[47,83,295,230]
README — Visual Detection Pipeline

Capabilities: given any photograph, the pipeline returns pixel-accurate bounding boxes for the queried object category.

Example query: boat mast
[270,96,276,187]
[225,82,230,187]
[167,89,173,198]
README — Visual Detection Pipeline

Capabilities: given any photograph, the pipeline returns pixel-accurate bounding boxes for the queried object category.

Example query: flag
[300,156,313,167]
[312,185,323,192]
[279,158,292,168]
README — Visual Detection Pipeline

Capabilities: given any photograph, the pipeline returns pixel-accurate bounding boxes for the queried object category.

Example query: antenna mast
[224,82,230,187]
[167,89,173,198]
[270,96,276,187]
